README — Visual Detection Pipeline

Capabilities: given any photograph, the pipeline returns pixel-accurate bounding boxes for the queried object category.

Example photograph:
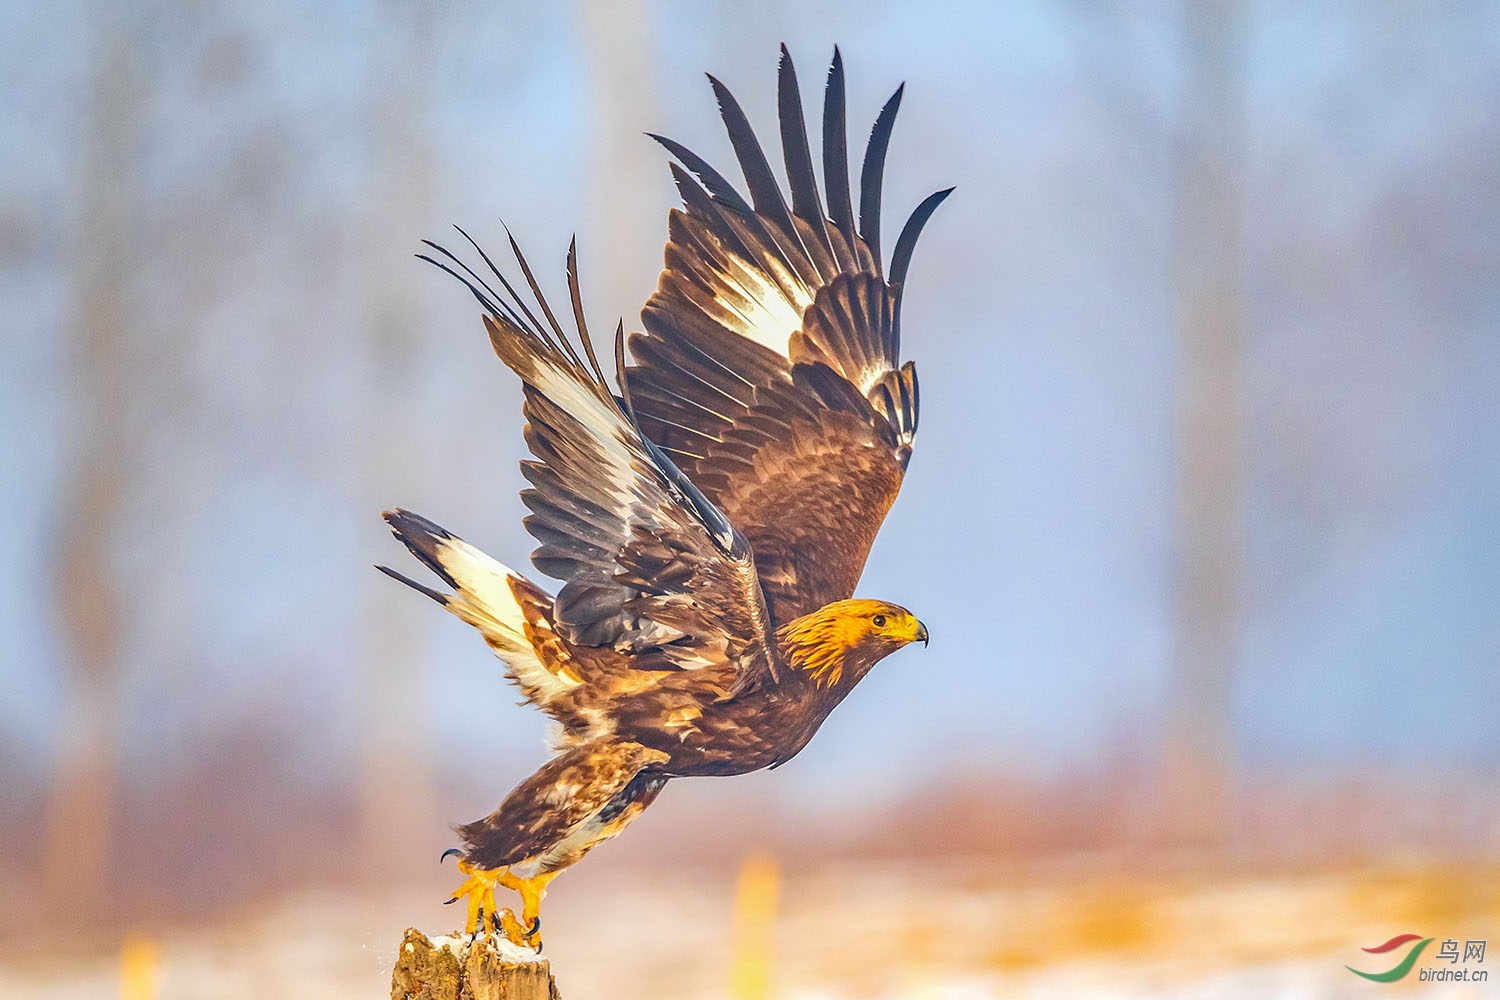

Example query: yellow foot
[446,859,544,948]
[496,869,554,951]
[447,859,503,937]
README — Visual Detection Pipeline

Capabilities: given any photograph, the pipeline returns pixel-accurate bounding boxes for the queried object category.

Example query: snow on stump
[390,927,561,1000]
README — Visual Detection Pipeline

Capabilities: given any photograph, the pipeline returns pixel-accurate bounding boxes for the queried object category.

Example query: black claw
[440,847,463,864]
[444,896,458,904]
[528,916,541,936]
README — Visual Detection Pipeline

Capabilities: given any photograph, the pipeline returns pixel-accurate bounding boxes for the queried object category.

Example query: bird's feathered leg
[444,740,671,950]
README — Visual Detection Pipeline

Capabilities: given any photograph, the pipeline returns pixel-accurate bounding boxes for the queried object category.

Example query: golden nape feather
[778,599,930,689]
[379,45,946,951]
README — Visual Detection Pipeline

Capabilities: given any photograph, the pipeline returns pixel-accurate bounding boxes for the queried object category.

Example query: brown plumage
[633,46,950,623]
[379,46,946,949]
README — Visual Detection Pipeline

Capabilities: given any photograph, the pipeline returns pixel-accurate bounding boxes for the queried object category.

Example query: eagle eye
[872,614,887,627]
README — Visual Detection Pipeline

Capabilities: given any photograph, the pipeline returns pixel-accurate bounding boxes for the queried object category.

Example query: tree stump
[390,927,561,1000]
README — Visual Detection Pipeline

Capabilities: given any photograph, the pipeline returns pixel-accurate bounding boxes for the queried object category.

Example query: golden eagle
[380,46,948,949]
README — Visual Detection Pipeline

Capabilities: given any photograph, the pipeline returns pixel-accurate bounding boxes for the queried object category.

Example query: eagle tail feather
[379,508,578,708]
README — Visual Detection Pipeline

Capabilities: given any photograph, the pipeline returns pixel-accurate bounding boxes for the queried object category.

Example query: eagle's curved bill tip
[916,621,929,647]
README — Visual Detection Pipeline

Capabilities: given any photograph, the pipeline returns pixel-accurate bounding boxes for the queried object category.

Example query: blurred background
[2,0,1498,996]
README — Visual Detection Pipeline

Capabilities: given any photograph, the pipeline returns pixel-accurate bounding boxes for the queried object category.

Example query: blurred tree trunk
[41,27,139,915]
[356,1,438,879]
[577,0,663,322]
[1163,0,1245,847]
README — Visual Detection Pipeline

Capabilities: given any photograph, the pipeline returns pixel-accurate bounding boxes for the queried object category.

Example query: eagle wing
[422,234,782,695]
[628,47,951,624]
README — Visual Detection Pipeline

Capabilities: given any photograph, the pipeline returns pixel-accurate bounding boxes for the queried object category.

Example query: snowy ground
[1,859,1494,998]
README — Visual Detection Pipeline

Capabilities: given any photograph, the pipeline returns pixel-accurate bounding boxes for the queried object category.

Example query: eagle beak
[915,621,929,647]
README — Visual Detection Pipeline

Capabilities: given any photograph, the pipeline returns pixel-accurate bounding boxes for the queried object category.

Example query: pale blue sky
[2,1,1497,817]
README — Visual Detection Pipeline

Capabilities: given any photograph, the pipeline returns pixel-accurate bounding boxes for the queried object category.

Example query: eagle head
[776,598,928,689]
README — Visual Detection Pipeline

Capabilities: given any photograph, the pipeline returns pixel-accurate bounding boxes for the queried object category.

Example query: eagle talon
[440,847,463,864]
[449,860,504,936]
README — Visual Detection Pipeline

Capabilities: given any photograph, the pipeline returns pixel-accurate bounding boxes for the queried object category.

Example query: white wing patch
[524,354,643,511]
[425,532,580,703]
[713,250,811,358]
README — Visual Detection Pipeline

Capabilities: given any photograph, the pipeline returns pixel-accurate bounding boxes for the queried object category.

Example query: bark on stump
[391,927,561,1000]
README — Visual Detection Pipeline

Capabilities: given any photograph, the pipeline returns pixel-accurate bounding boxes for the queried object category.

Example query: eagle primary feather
[379,47,947,949]
[631,44,950,622]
